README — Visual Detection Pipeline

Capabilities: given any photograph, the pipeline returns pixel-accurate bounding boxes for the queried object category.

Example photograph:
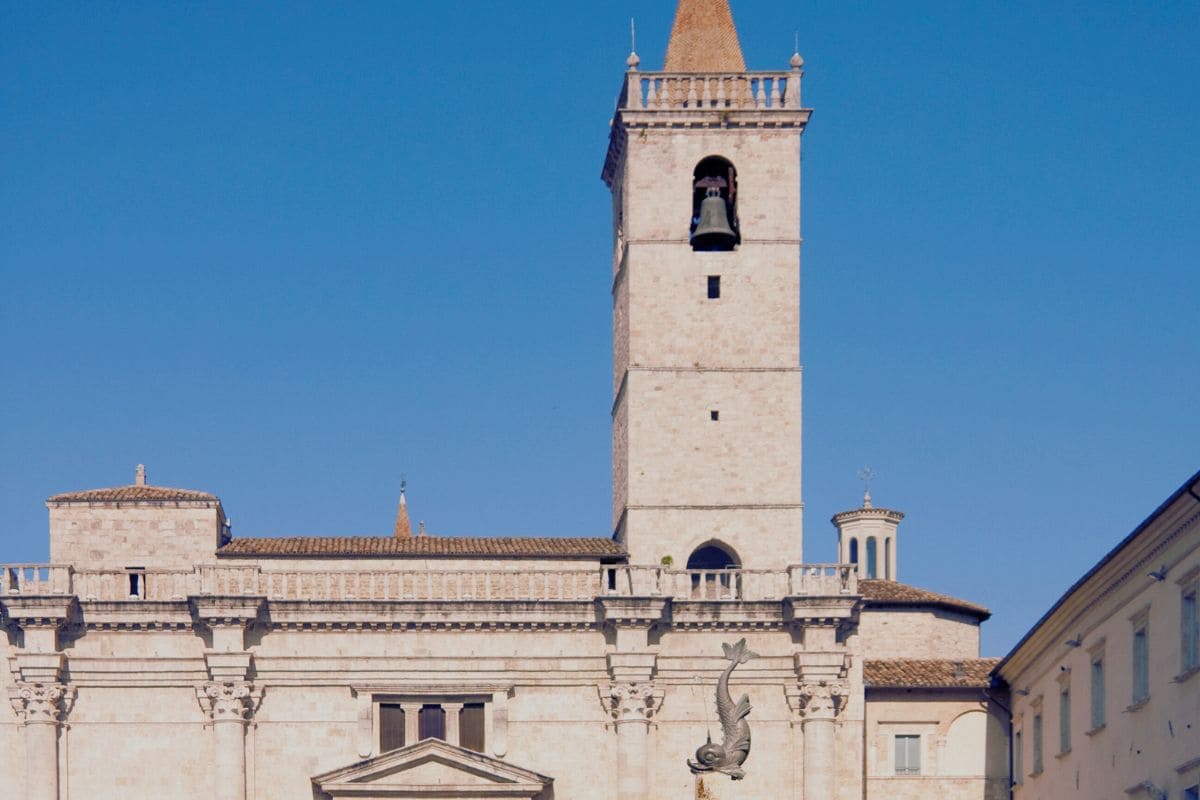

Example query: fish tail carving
[721,638,758,665]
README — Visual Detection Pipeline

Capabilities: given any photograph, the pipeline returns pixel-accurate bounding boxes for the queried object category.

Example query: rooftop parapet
[2,563,856,603]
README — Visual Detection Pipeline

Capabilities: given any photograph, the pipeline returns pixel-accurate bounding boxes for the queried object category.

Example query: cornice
[998,481,1200,682]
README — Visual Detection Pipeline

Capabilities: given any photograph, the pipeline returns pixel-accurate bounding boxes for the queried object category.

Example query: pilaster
[3,596,75,800]
[601,652,661,800]
[192,598,262,800]
[791,650,850,800]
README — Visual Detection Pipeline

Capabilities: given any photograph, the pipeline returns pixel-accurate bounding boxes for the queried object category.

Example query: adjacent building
[995,469,1200,800]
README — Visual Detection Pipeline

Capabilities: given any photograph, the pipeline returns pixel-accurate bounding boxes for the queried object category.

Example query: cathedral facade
[1,3,1008,798]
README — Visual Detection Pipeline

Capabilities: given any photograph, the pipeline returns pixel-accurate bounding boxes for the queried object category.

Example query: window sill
[1029,768,1044,778]
[1126,697,1150,713]
[1174,664,1200,684]
[1085,724,1106,737]
[1055,749,1072,759]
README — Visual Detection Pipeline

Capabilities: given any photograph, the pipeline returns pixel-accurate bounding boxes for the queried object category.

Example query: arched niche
[690,156,740,251]
[686,540,740,570]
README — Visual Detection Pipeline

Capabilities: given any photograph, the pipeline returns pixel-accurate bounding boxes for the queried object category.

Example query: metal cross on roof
[857,466,878,494]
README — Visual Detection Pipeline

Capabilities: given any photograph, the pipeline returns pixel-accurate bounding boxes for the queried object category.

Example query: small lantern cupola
[832,484,904,581]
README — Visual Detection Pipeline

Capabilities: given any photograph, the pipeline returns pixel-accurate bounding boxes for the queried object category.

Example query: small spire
[664,0,746,73]
[393,477,411,538]
[135,464,147,486]
[627,17,639,69]
[857,466,878,509]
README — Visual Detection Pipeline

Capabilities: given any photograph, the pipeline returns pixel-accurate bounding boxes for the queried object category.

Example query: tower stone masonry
[604,3,810,571]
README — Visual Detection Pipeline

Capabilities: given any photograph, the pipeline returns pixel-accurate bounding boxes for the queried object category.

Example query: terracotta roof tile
[218,536,625,559]
[864,658,1000,689]
[47,485,218,503]
[859,579,990,619]
[663,0,746,73]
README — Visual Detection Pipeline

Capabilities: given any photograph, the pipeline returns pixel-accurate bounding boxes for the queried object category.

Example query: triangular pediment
[312,739,553,799]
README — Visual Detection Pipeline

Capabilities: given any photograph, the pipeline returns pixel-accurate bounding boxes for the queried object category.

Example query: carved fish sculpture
[688,638,758,780]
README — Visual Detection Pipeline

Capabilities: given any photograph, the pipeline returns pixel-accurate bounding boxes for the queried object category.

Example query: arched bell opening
[690,156,740,251]
[687,540,741,599]
[866,537,878,579]
[848,537,859,568]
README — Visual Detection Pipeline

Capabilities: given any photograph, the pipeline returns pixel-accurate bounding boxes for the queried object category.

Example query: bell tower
[602,0,811,569]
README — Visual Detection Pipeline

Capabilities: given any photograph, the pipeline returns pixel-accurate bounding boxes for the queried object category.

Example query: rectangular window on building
[1183,588,1198,672]
[1090,656,1105,729]
[707,275,721,299]
[460,703,486,752]
[1132,622,1150,704]
[1058,687,1071,753]
[379,703,405,752]
[894,734,920,775]
[1013,729,1023,784]
[1183,785,1198,800]
[419,704,446,740]
[1032,713,1043,774]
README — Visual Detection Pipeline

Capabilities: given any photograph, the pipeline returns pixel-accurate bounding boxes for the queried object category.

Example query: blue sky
[2,2,1197,656]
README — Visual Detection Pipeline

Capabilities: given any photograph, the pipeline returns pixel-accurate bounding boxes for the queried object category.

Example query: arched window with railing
[687,540,741,599]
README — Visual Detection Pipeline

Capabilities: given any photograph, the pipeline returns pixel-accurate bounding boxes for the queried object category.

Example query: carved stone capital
[196,680,260,724]
[789,679,848,720]
[9,682,74,725]
[601,681,663,725]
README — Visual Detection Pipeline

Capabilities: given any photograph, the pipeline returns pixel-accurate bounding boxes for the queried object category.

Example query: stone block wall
[49,503,225,570]
[858,609,982,660]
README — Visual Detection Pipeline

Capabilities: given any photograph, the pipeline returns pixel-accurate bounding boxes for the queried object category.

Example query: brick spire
[663,0,746,73]
[393,481,411,538]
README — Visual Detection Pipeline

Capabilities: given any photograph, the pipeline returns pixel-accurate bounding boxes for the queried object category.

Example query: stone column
[402,702,422,745]
[9,683,73,800]
[199,681,254,800]
[442,702,463,747]
[796,680,846,800]
[605,682,662,800]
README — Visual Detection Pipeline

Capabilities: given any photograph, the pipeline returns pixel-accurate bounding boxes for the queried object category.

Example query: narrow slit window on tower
[710,410,719,421]
[707,275,721,299]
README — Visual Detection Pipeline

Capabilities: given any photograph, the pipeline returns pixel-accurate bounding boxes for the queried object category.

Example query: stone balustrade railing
[605,564,855,600]
[2,564,71,595]
[199,565,606,601]
[622,71,801,111]
[2,563,855,602]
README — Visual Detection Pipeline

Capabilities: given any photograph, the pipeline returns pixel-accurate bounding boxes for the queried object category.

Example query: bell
[691,187,737,251]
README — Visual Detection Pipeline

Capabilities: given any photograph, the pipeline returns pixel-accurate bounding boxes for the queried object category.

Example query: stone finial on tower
[393,479,411,538]
[663,0,746,72]
[832,476,904,581]
[135,464,147,486]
